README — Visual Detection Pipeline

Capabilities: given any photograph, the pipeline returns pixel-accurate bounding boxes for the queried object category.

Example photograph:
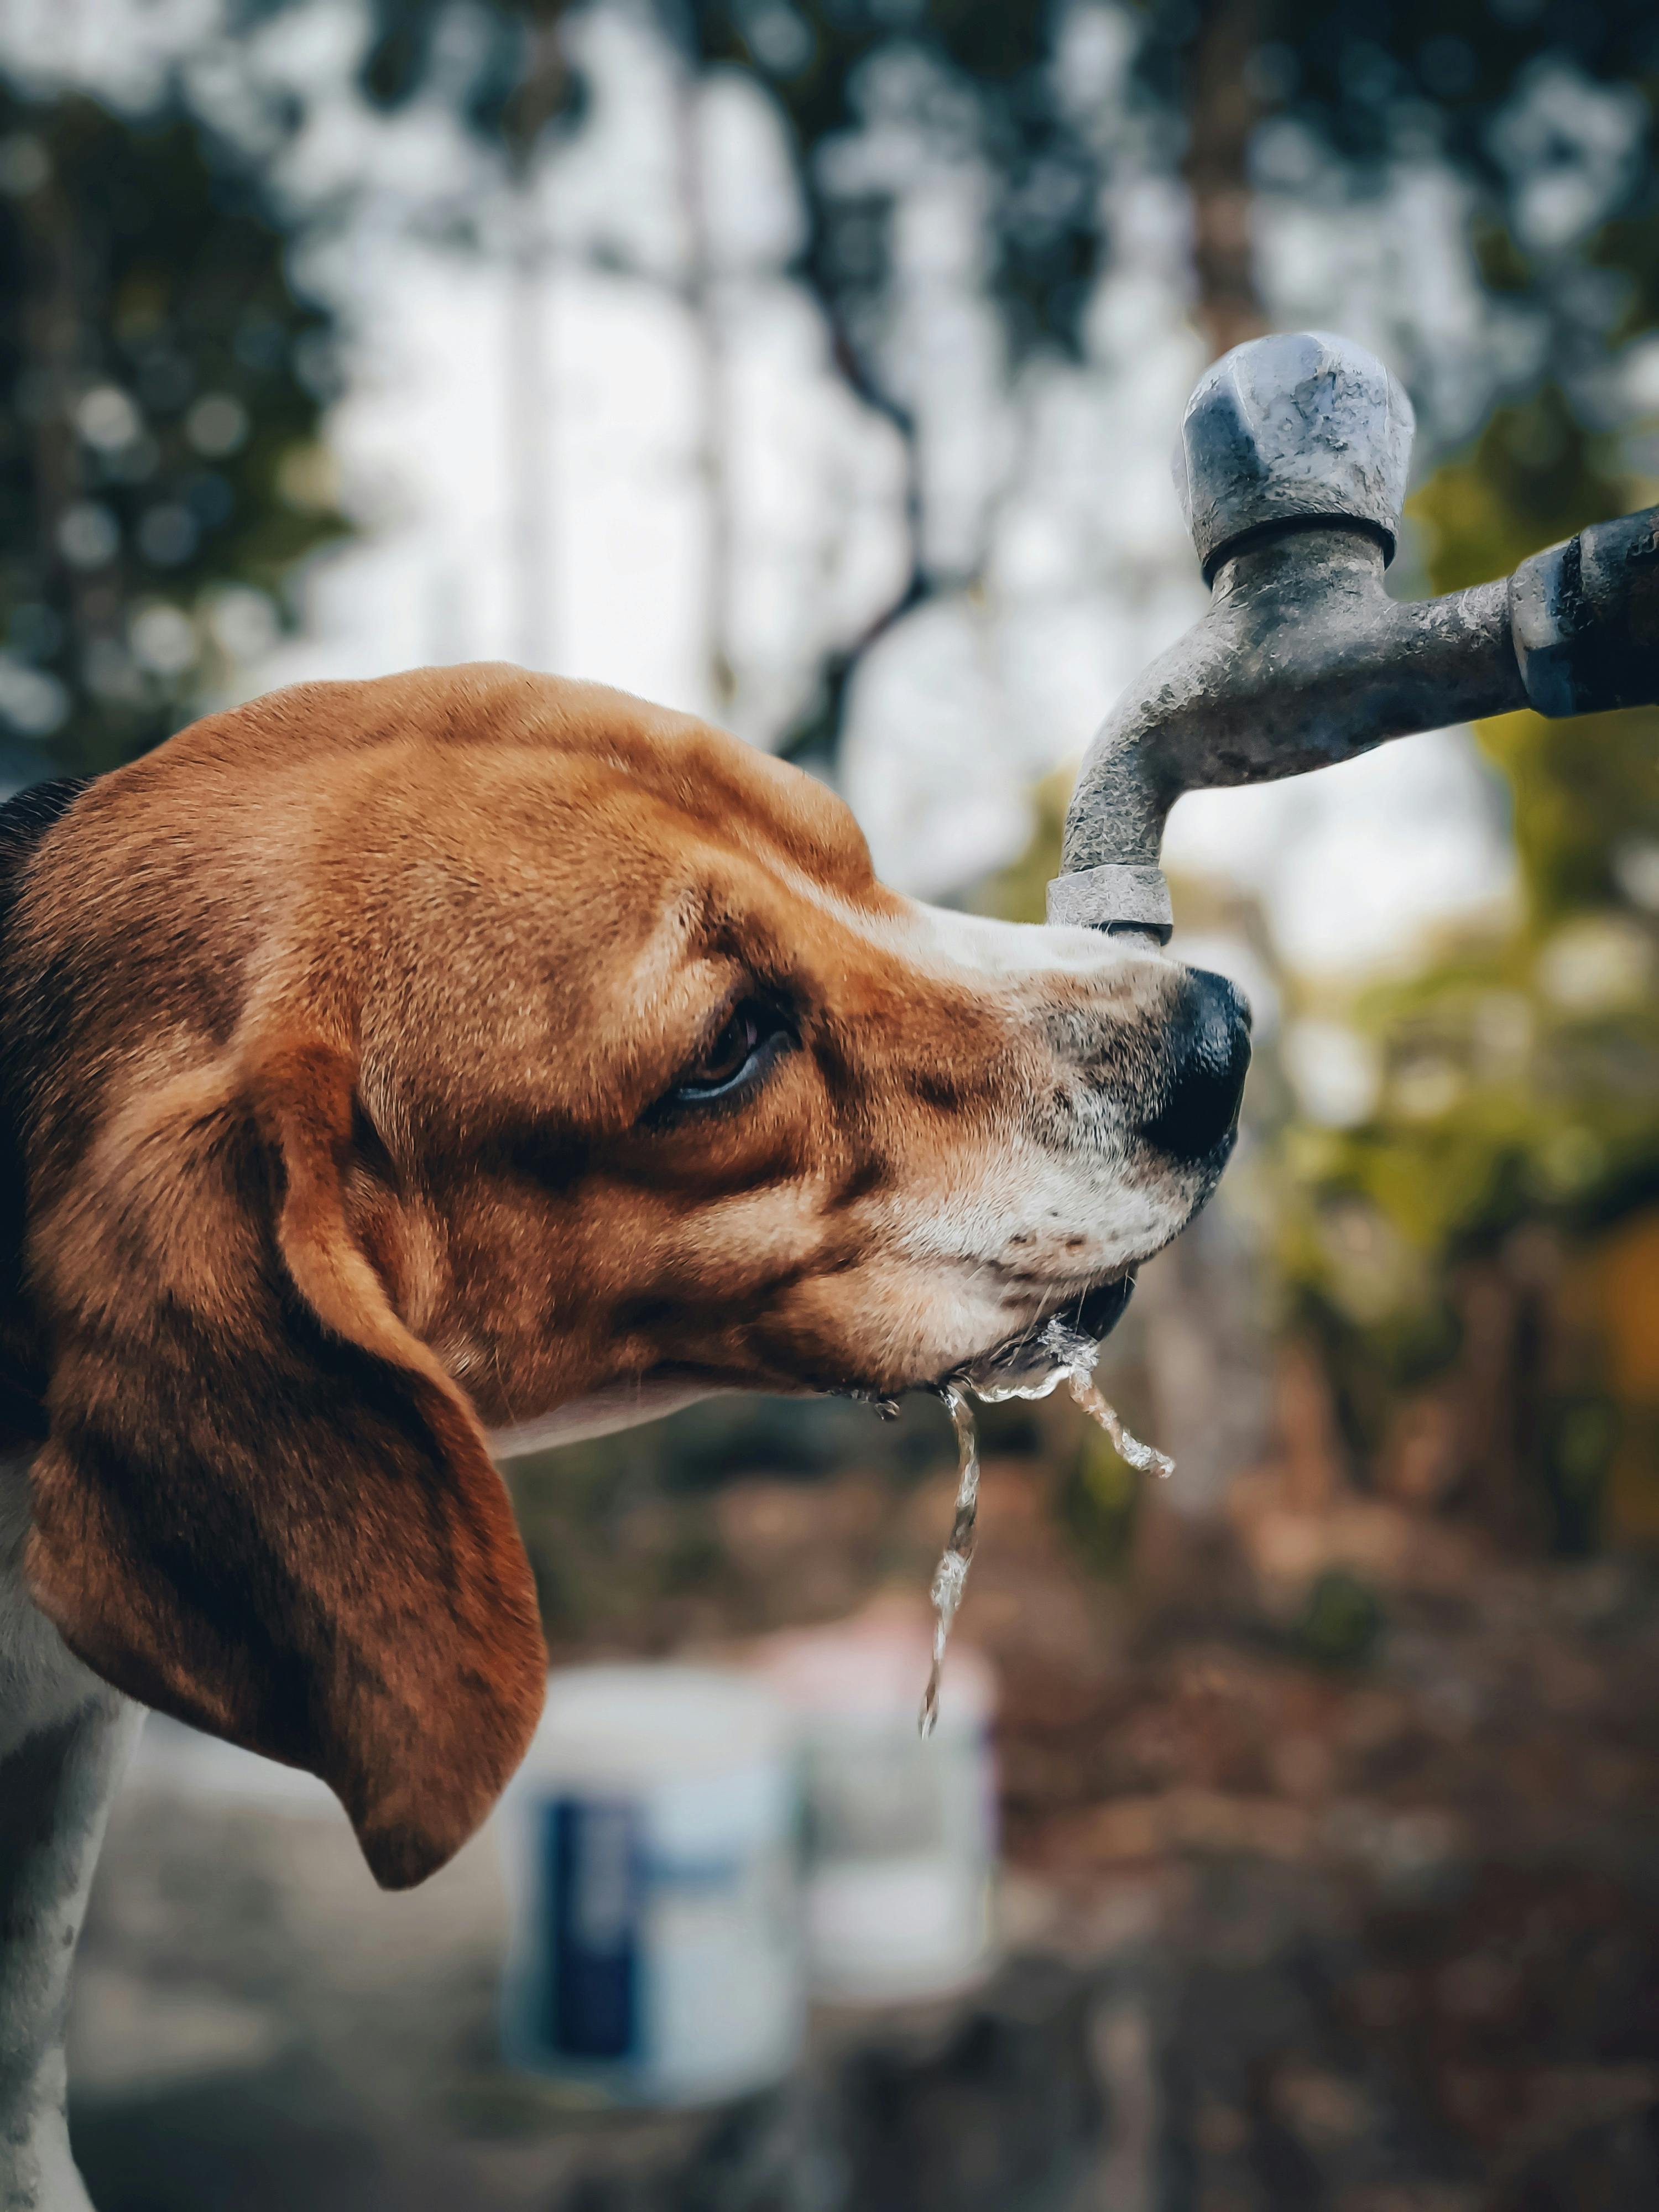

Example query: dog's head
[4,666,1246,1884]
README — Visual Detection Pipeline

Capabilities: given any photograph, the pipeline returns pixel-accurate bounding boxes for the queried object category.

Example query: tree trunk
[677,70,737,724]
[502,7,570,671]
[1182,0,1268,361]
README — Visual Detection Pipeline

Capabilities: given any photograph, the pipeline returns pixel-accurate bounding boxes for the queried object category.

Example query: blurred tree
[1272,0,1657,231]
[1278,383,1659,1553]
[1264,0,1659,410]
[1421,394,1657,924]
[1179,0,1269,357]
[499,1,576,672]
[688,2,1109,357]
[286,0,1659,771]
[0,83,346,782]
[685,0,1145,761]
[354,0,1125,753]
[687,0,1659,743]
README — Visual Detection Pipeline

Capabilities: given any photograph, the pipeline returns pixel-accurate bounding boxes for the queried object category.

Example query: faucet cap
[1173,330,1416,577]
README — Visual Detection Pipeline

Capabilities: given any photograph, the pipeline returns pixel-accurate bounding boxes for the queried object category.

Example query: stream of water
[917,1312,1173,1738]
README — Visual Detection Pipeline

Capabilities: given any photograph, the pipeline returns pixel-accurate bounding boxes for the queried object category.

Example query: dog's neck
[0,780,138,2210]
[0,1443,140,2212]
[0,778,90,1453]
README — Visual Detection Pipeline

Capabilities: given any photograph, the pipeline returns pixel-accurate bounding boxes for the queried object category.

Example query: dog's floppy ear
[24,1031,546,1889]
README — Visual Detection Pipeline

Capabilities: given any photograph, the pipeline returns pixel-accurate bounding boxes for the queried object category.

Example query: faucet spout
[1049,333,1659,940]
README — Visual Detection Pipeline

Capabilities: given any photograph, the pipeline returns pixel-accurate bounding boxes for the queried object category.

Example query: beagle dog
[0,664,1248,2209]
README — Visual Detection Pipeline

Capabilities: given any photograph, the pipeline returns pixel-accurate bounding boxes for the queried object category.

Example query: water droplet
[919,1383,980,1738]
[918,1306,1173,1734]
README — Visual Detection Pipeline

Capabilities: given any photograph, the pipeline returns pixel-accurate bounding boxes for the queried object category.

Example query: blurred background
[6,0,1659,2204]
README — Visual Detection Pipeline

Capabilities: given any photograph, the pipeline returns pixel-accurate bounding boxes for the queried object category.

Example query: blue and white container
[500,1664,804,2105]
[758,1617,998,2005]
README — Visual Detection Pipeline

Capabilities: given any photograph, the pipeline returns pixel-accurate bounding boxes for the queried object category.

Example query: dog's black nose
[1138,967,1251,1165]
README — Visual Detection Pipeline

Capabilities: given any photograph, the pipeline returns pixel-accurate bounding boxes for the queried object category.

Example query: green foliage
[1412,395,1659,927]
[1288,385,1659,1276]
[693,1,1108,364]
[1277,372,1659,1552]
[975,765,1071,927]
[1413,389,1627,599]
[1264,0,1658,205]
[1249,0,1659,497]
[1061,1418,1141,1577]
[1545,1391,1619,1556]
[1292,1568,1384,1671]
[359,0,1109,363]
[0,85,346,779]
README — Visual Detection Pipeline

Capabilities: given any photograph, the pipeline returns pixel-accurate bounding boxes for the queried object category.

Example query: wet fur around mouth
[935,1269,1139,1397]
[1056,1274,1138,1343]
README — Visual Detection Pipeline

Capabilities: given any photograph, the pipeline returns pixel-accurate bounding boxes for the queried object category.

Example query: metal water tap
[1047,330,1659,942]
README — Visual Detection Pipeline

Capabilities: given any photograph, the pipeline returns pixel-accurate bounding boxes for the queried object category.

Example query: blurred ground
[69,1731,1117,2212]
[69,1345,1659,2211]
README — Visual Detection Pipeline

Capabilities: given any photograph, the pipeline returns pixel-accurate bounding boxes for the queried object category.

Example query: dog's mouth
[1059,1274,1138,1343]
[948,1271,1137,1400]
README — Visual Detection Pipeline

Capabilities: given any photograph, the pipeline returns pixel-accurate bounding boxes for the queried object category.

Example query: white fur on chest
[0,1446,143,2212]
[0,1449,113,1757]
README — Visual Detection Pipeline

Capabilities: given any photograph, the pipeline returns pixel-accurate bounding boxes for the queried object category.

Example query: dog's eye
[669,1000,787,1106]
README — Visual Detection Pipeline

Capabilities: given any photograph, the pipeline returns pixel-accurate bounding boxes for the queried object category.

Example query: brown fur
[0,664,1200,1888]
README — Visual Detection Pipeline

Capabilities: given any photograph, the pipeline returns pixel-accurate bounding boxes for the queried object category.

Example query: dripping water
[918,1383,981,1739]
[917,1309,1172,1738]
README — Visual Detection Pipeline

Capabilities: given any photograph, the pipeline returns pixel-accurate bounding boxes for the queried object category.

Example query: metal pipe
[1048,331,1659,940]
